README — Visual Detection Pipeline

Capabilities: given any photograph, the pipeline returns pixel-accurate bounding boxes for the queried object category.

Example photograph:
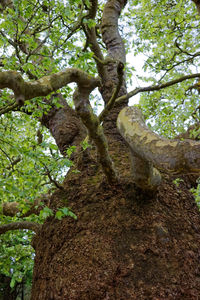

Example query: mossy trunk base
[31,168,200,299]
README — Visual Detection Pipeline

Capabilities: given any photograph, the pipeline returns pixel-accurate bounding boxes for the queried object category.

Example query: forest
[1,0,200,299]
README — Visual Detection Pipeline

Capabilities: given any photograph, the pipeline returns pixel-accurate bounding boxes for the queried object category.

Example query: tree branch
[73,85,118,184]
[0,68,101,103]
[99,61,124,122]
[0,221,41,234]
[116,73,200,103]
[42,163,64,190]
[82,0,107,80]
[40,93,86,155]
[117,106,200,189]
[101,0,127,63]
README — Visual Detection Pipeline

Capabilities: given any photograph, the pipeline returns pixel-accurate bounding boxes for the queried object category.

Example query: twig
[116,73,200,103]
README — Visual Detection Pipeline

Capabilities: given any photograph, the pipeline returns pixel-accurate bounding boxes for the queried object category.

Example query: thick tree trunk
[31,139,200,299]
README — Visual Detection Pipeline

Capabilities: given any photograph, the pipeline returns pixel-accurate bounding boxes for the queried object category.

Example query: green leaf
[55,210,63,220]
[10,277,16,288]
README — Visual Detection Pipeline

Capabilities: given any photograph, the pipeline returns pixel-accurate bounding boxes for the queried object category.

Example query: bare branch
[101,0,127,63]
[42,164,64,190]
[0,221,41,234]
[99,0,128,117]
[117,106,200,190]
[116,73,200,104]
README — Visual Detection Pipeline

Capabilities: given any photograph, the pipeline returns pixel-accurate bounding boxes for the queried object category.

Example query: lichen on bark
[117,106,200,190]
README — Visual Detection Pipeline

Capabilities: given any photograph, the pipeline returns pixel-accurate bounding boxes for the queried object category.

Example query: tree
[1,0,200,298]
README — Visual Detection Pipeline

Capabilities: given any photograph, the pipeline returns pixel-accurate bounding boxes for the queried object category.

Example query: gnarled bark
[41,94,86,155]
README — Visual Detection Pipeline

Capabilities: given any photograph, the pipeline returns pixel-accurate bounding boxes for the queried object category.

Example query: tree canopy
[0,0,200,295]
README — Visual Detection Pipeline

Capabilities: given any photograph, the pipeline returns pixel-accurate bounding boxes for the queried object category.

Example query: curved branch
[0,221,41,234]
[116,73,200,104]
[117,107,200,188]
[0,68,101,101]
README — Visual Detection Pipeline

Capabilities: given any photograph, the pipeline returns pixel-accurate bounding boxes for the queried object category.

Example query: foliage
[124,0,200,137]
[191,178,200,208]
[0,230,34,289]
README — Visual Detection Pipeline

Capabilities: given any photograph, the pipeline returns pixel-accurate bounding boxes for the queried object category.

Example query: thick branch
[116,73,200,103]
[129,151,162,191]
[99,0,128,132]
[0,69,101,102]
[0,222,41,234]
[117,107,200,185]
[2,194,49,217]
[101,0,127,63]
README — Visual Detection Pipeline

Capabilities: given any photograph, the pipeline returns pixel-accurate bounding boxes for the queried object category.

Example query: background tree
[1,0,200,299]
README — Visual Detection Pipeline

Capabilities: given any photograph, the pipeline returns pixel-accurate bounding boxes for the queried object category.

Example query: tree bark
[29,1,200,298]
[1,1,200,299]
[31,151,200,299]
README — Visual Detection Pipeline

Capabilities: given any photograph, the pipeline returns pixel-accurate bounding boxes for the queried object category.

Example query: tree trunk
[31,138,200,299]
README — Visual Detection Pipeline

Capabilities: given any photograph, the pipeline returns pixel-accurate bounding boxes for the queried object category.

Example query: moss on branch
[73,87,118,184]
[0,69,101,103]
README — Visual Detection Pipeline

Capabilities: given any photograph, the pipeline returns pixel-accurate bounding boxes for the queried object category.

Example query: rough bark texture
[100,0,128,136]
[41,94,86,155]
[29,1,200,298]
[31,149,200,299]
